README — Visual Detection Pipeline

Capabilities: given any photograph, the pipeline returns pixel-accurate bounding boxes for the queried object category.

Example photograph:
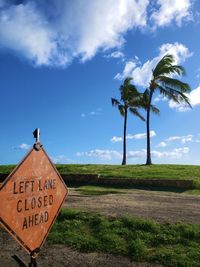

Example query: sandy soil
[66,188,200,223]
[1,188,200,266]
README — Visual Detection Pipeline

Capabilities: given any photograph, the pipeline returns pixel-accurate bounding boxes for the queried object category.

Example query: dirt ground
[1,188,200,267]
[66,188,200,224]
[0,230,163,267]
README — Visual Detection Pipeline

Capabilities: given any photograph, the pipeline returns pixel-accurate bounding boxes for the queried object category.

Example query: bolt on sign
[0,131,68,258]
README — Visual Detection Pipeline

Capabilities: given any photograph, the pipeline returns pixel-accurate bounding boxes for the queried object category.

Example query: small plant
[48,208,200,267]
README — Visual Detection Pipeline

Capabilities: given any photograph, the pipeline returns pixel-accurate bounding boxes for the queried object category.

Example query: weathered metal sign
[0,141,68,257]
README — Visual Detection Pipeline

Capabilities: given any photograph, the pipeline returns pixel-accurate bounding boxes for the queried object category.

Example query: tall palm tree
[146,54,191,165]
[112,77,145,165]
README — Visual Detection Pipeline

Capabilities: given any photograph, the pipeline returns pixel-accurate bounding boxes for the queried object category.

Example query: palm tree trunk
[146,90,153,165]
[122,108,127,165]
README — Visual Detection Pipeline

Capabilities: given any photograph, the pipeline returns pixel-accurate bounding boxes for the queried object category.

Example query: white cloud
[67,0,148,61]
[181,135,193,143]
[111,51,124,58]
[166,136,182,142]
[115,42,192,86]
[156,141,167,148]
[127,130,156,140]
[81,108,102,117]
[165,134,193,144]
[114,61,137,80]
[0,0,149,67]
[153,95,168,103]
[151,0,193,27]
[81,113,86,118]
[0,3,68,66]
[0,1,194,67]
[106,51,125,61]
[127,149,146,158]
[77,149,122,160]
[77,145,190,161]
[111,136,123,143]
[16,143,31,150]
[90,110,101,116]
[169,85,200,112]
[159,42,193,64]
[196,68,200,78]
[165,134,200,144]
[127,146,189,159]
[173,147,190,154]
[91,109,101,115]
[111,130,156,143]
[51,155,73,164]
[90,111,101,116]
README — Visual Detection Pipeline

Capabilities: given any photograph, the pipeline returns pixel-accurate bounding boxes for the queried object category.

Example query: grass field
[1,164,200,188]
[76,185,127,195]
[48,208,200,267]
[76,185,200,195]
[0,165,15,174]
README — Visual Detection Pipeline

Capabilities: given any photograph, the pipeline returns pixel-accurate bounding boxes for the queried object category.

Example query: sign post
[0,129,68,266]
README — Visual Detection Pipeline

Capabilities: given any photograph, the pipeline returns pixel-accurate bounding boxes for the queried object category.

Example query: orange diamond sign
[0,145,68,255]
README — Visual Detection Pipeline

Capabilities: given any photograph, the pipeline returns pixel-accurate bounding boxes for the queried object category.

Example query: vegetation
[0,165,15,174]
[1,164,200,189]
[75,181,200,196]
[111,55,191,166]
[145,54,191,165]
[111,77,145,165]
[49,208,200,267]
[75,185,200,195]
[58,164,200,188]
[76,185,127,195]
[186,189,200,195]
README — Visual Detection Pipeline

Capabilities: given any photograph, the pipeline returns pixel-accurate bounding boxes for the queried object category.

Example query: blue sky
[0,0,200,165]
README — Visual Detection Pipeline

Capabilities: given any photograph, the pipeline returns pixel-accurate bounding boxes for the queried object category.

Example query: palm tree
[112,77,145,165]
[146,54,191,165]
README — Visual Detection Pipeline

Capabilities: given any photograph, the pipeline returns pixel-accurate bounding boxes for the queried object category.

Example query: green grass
[1,164,200,189]
[76,185,127,195]
[184,189,200,195]
[56,164,200,180]
[48,208,200,267]
[56,164,200,189]
[0,164,15,174]
[76,185,200,195]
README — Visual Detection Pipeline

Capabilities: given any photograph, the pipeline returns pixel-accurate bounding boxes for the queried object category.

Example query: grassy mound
[1,164,200,189]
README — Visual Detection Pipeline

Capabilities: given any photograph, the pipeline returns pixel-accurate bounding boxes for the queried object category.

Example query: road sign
[0,144,68,256]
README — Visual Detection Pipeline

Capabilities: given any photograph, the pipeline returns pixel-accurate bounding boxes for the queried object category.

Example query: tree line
[112,54,191,165]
